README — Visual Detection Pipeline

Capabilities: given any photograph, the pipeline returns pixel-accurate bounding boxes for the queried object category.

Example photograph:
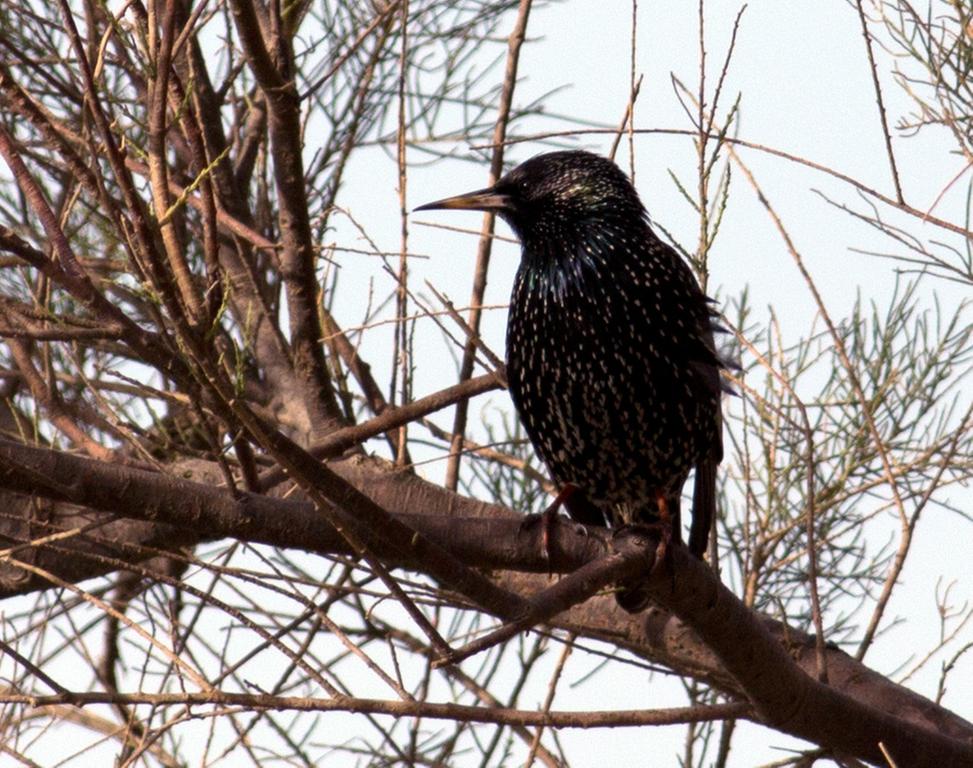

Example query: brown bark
[0,438,969,767]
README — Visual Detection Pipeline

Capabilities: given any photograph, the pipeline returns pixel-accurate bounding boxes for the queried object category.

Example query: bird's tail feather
[689,458,718,558]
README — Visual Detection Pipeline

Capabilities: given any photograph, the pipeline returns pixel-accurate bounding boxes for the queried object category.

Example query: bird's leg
[652,490,676,589]
[521,482,580,564]
[653,491,672,558]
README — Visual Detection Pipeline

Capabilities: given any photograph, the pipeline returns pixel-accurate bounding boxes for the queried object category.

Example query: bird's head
[415,150,645,249]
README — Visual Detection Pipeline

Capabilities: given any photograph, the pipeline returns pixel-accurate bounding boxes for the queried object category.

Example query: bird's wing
[657,240,725,558]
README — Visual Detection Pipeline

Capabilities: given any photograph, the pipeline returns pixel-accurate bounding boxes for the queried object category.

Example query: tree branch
[0,440,969,766]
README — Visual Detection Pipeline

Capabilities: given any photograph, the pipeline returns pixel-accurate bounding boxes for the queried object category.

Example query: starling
[417,150,724,612]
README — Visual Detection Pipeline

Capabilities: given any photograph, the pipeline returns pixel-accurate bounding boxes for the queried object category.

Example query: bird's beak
[414,186,512,213]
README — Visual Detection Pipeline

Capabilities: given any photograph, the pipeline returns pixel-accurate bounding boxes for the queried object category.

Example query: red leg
[523,482,580,563]
[653,490,675,585]
[545,482,580,514]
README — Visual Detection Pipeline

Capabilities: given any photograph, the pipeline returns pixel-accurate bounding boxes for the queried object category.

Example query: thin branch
[0,689,750,729]
[473,127,973,239]
[444,0,533,490]
[855,0,904,203]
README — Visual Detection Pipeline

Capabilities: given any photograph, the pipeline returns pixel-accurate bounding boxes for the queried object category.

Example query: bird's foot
[612,521,675,591]
[651,521,676,592]
[520,483,581,566]
[611,522,666,553]
[650,492,676,591]
[610,524,658,612]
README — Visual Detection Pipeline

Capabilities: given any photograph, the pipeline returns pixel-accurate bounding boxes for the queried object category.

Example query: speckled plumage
[417,150,724,611]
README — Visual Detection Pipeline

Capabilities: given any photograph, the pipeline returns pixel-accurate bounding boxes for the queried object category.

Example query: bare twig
[854,0,904,203]
[444,0,533,491]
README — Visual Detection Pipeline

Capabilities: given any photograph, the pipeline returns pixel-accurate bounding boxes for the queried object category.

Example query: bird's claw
[612,522,675,591]
[520,506,558,570]
[650,522,676,592]
[521,483,582,567]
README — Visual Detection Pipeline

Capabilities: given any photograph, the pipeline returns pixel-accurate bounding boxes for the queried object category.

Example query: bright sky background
[3,2,969,766]
[327,2,971,764]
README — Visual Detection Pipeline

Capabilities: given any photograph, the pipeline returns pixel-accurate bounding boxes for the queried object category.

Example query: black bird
[417,150,724,611]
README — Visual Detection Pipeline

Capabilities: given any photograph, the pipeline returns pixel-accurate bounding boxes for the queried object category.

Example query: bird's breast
[505,258,714,504]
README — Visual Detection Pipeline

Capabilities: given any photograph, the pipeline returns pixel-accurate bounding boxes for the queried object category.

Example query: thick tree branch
[228,0,344,435]
[0,440,969,766]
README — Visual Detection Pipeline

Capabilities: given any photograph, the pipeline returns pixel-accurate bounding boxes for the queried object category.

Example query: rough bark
[0,438,969,767]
